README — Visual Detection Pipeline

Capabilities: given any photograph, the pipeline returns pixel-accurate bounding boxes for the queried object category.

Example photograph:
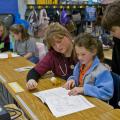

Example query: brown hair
[97,39,104,62]
[74,33,104,62]
[45,22,73,49]
[102,0,120,31]
[0,20,8,41]
[10,24,29,40]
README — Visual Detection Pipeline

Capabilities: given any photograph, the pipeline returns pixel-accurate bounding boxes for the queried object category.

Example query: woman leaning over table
[26,22,77,90]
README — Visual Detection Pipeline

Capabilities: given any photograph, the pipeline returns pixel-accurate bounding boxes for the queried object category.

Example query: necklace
[59,63,67,77]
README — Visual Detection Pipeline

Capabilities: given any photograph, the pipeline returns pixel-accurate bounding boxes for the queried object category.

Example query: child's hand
[62,80,75,90]
[26,79,38,90]
[68,87,84,96]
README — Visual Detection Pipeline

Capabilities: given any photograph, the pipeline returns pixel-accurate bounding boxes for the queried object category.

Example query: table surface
[0,57,114,120]
[104,49,112,60]
[84,109,120,120]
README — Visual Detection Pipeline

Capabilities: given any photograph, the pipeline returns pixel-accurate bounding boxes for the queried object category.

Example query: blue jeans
[28,56,39,64]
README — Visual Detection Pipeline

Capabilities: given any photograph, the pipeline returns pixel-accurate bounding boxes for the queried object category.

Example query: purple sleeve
[34,51,53,75]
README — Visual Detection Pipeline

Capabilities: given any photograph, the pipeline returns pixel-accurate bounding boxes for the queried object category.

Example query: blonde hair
[45,22,73,49]
[0,20,8,41]
[10,24,29,40]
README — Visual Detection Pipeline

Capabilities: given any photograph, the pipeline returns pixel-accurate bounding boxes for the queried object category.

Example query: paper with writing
[33,87,95,117]
[0,53,20,59]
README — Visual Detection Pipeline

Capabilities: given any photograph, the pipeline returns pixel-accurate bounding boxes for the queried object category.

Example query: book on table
[33,87,95,117]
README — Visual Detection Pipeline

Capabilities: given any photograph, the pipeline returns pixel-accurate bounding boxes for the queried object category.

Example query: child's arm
[63,80,75,90]
[68,87,84,96]
[25,39,37,59]
[83,70,113,101]
[23,52,33,59]
[67,62,80,87]
[63,63,78,90]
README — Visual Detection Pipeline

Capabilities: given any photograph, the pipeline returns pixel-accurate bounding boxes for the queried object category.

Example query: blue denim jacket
[67,56,114,101]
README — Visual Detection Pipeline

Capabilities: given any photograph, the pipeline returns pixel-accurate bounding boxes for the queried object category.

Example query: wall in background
[0,0,18,15]
[18,0,27,19]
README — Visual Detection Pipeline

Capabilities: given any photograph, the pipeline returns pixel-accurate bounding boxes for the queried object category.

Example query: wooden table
[104,49,112,60]
[0,57,114,120]
[84,109,120,120]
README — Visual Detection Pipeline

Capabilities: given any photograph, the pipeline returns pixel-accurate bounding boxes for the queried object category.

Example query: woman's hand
[63,80,75,90]
[68,87,84,96]
[26,79,38,90]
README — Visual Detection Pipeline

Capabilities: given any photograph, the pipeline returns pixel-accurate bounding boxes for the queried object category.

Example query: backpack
[27,9,39,35]
[27,8,49,36]
[72,12,81,23]
[60,9,70,26]
[38,8,49,26]
[85,6,97,22]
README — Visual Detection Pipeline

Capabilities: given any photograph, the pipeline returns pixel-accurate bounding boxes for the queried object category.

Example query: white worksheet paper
[0,53,20,59]
[33,87,95,117]
[14,66,34,72]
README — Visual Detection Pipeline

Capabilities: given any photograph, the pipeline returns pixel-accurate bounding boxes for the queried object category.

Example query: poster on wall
[0,0,18,14]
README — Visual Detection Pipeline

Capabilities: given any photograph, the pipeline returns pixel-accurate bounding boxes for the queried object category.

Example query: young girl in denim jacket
[63,33,113,101]
[26,23,77,90]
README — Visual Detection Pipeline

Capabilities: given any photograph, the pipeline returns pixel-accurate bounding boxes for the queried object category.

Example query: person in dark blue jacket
[101,1,120,75]
[109,72,120,108]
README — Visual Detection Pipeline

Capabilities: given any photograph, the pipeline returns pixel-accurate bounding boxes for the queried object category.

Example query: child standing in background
[10,24,39,64]
[63,33,113,101]
[0,20,10,52]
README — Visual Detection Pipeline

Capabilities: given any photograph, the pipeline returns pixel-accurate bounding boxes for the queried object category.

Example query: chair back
[109,72,120,108]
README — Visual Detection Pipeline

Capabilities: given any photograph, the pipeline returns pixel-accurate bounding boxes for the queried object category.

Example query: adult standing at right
[102,0,120,75]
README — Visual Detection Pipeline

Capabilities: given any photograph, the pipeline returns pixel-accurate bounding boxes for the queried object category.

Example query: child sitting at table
[63,33,113,101]
[0,20,10,52]
[10,24,39,64]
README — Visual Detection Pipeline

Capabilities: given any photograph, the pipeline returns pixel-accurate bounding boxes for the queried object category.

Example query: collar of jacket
[78,56,100,77]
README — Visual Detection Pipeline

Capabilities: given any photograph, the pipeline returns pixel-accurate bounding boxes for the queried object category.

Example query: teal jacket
[68,56,114,101]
